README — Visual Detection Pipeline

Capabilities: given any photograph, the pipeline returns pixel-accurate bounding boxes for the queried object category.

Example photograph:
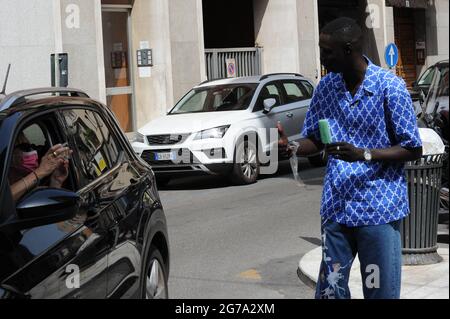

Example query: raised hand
[36,144,72,180]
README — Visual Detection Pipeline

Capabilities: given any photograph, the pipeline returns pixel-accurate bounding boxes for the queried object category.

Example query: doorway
[101,3,135,132]
[394,8,418,87]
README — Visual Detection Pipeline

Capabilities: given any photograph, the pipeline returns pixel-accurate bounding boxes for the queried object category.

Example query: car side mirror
[11,188,80,231]
[263,98,276,114]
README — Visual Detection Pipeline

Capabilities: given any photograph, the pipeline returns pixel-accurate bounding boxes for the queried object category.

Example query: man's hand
[326,142,364,162]
[277,122,293,157]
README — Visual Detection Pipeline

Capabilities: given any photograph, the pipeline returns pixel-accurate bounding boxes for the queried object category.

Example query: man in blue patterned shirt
[278,17,422,299]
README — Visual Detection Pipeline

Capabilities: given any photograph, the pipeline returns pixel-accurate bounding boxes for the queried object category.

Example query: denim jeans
[315,218,402,299]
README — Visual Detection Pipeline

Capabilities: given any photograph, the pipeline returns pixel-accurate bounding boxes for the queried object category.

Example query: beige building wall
[296,0,321,82]
[0,0,106,101]
[60,0,106,102]
[131,0,174,130]
[253,0,326,83]
[168,0,206,102]
[426,0,449,66]
[131,0,205,129]
[0,0,56,92]
[253,0,301,76]
[364,0,395,69]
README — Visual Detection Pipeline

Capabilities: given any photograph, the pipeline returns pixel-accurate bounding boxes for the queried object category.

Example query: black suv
[0,88,169,299]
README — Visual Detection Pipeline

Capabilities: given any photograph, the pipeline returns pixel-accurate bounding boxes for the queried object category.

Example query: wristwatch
[363,148,372,162]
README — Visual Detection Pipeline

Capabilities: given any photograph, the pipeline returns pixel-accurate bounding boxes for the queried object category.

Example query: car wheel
[231,139,259,185]
[308,151,328,167]
[142,245,169,299]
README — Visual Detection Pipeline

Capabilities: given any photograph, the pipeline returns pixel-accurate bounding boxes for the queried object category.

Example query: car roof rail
[0,87,89,112]
[259,73,303,81]
[198,77,228,86]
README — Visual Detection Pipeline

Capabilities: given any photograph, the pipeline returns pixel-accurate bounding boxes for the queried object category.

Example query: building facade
[0,0,448,132]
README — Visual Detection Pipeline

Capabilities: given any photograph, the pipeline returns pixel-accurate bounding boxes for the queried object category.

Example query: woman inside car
[9,132,72,202]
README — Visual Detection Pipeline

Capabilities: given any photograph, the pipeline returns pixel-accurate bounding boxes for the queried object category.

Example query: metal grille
[205,47,262,80]
[147,134,190,146]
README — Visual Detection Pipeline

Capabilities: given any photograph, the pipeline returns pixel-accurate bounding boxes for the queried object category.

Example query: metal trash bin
[401,154,444,265]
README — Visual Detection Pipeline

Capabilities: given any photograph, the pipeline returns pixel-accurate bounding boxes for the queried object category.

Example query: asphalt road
[159,158,325,299]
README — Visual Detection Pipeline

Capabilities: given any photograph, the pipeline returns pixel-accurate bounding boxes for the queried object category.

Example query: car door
[279,80,313,142]
[251,82,284,151]
[92,111,144,299]
[0,111,109,299]
[60,107,144,299]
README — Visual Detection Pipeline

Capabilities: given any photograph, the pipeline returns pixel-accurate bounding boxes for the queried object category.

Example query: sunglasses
[15,143,35,152]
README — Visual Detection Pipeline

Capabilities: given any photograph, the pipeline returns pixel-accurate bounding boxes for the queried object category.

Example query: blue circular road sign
[385,43,399,68]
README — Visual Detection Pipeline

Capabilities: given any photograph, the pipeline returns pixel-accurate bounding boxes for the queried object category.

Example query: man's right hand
[277,122,293,157]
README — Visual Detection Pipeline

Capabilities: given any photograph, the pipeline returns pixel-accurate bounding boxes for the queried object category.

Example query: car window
[62,109,121,187]
[7,115,75,203]
[169,84,257,114]
[300,81,314,98]
[174,90,208,113]
[423,66,449,115]
[254,83,282,111]
[282,81,306,103]
[8,123,50,186]
[22,124,47,147]
[418,67,435,86]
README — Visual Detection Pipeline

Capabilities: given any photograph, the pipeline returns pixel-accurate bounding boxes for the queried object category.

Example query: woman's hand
[50,159,70,188]
[35,144,71,179]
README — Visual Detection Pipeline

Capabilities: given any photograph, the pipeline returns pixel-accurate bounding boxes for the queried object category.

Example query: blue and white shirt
[302,58,422,227]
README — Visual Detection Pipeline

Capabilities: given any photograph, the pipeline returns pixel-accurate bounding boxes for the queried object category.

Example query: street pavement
[159,158,324,299]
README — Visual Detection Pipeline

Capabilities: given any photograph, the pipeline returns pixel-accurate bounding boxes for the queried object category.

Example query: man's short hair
[321,17,363,51]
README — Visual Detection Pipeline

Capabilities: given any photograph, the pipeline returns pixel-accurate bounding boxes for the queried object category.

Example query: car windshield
[418,66,436,86]
[423,65,449,116]
[169,83,257,114]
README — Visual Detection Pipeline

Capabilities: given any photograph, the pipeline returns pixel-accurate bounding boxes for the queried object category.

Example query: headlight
[126,132,146,144]
[194,125,230,140]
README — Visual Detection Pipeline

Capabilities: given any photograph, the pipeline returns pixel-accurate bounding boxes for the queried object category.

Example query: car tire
[308,151,328,167]
[141,245,169,299]
[231,138,259,185]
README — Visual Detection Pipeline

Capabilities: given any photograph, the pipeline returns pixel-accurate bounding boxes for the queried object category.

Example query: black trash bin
[401,154,444,265]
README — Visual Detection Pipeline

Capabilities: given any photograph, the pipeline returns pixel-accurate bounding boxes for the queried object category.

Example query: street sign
[226,58,236,78]
[385,43,399,69]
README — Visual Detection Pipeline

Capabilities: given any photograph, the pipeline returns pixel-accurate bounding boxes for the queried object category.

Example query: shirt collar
[332,56,378,96]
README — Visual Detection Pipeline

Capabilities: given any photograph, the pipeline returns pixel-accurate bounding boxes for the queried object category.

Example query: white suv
[131,73,325,185]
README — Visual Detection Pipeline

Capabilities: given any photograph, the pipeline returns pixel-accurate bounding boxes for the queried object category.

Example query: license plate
[154,152,175,161]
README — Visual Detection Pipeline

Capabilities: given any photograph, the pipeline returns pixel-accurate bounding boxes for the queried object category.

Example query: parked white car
[131,74,325,185]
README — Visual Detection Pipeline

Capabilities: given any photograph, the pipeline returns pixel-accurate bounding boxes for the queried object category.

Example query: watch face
[364,150,372,161]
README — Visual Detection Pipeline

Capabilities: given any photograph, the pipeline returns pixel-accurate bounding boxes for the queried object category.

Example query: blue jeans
[315,219,402,299]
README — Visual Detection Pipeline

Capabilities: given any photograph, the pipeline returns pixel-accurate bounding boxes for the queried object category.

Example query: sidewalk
[298,247,449,299]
